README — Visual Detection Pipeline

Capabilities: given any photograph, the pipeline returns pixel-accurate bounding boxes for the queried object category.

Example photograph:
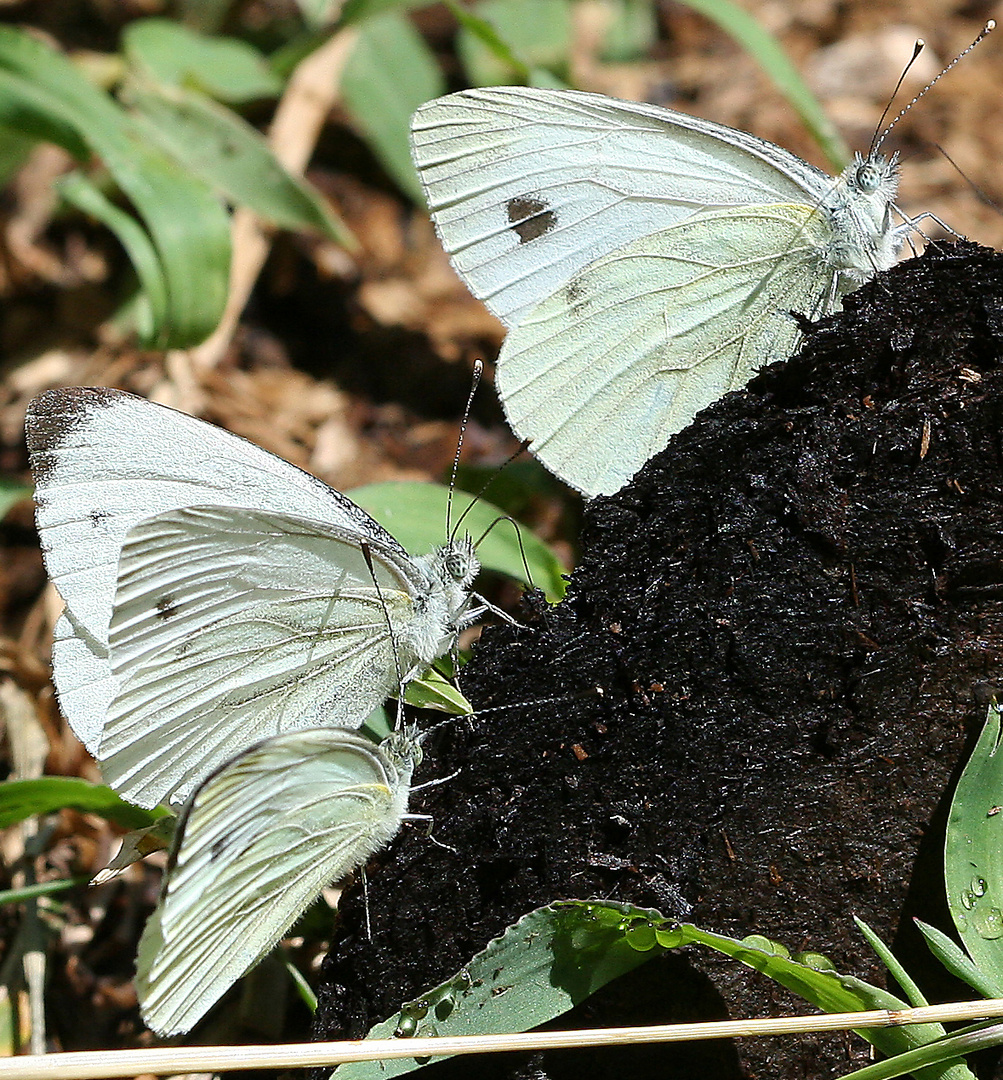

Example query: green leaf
[58,171,165,342]
[456,0,571,86]
[676,0,849,171]
[0,878,88,906]
[915,918,1003,999]
[93,818,177,882]
[854,916,930,1008]
[446,0,529,84]
[340,11,445,203]
[598,0,659,64]
[334,902,973,1080]
[125,83,352,244]
[333,901,661,1078]
[945,701,1003,981]
[0,26,232,347]
[838,1026,996,1080]
[285,959,318,1012]
[0,777,168,831]
[123,19,283,104]
[403,668,473,715]
[174,0,233,33]
[348,481,568,601]
[0,476,32,518]
[0,122,35,186]
[341,0,430,23]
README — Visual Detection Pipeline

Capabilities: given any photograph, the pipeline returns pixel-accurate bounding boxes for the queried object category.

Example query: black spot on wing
[507,196,557,244]
[156,595,179,620]
[89,509,111,527]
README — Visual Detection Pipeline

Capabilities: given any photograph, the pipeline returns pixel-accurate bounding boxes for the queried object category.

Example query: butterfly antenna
[449,439,531,544]
[934,141,1003,214]
[360,540,407,730]
[474,514,537,592]
[446,359,483,542]
[871,21,995,158]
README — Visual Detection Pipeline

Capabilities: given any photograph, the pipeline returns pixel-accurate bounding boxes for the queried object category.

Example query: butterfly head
[443,534,479,587]
[383,723,423,771]
[848,151,900,201]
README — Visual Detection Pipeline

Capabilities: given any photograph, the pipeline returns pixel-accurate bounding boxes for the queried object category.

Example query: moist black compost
[313,241,1003,1079]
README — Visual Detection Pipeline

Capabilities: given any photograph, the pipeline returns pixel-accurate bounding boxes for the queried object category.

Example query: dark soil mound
[313,241,1003,1079]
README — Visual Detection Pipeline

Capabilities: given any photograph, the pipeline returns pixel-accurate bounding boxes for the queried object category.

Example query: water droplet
[961,889,976,910]
[395,1015,418,1038]
[976,907,1003,939]
[956,914,970,932]
[625,921,657,952]
[972,877,988,897]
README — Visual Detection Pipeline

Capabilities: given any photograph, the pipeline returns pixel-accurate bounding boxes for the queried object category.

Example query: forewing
[102,505,423,807]
[136,728,412,1036]
[497,203,837,497]
[25,387,403,753]
[411,86,830,329]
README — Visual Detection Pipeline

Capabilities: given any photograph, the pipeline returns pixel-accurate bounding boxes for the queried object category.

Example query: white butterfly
[136,724,422,1035]
[26,387,479,808]
[410,86,914,497]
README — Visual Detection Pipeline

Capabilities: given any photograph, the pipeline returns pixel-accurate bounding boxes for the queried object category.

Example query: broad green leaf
[945,702,1003,985]
[58,171,165,342]
[0,68,90,159]
[348,481,568,601]
[403,668,473,715]
[294,0,339,29]
[678,0,849,170]
[125,83,352,244]
[123,19,283,104]
[333,901,661,1078]
[456,0,571,86]
[598,0,659,64]
[0,26,232,347]
[0,777,167,831]
[335,902,972,1080]
[340,12,444,203]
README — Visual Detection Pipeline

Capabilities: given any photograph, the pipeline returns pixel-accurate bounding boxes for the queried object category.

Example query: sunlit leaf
[334,901,971,1080]
[0,777,168,830]
[945,701,1003,988]
[349,481,567,601]
[126,83,352,244]
[340,12,444,203]
[123,18,282,104]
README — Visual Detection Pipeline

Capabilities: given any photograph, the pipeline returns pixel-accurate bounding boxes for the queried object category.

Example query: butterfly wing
[497,203,841,497]
[101,504,427,808]
[136,727,417,1036]
[410,86,831,330]
[25,387,406,754]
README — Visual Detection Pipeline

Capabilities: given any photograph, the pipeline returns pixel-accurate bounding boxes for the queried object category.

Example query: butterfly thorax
[821,152,902,281]
[405,537,480,661]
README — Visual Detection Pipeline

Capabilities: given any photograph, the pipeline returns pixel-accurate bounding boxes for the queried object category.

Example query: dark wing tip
[25,386,131,454]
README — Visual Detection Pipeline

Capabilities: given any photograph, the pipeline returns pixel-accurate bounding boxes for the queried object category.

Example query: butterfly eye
[444,539,476,582]
[855,159,884,193]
